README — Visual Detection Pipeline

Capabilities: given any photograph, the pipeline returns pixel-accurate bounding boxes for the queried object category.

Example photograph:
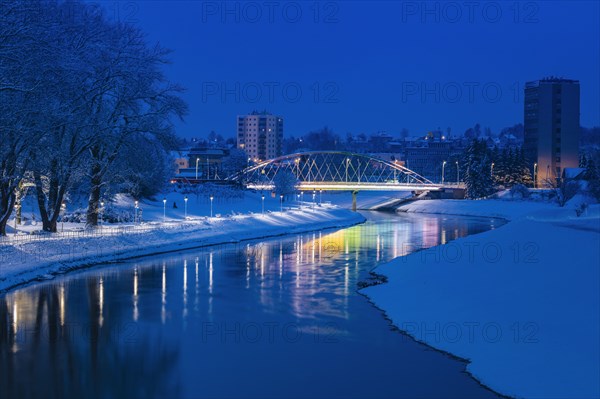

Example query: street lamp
[134,200,139,224]
[312,191,316,210]
[442,161,447,184]
[195,158,200,180]
[533,163,538,188]
[261,194,265,215]
[210,196,214,217]
[184,196,188,219]
[455,161,459,184]
[297,193,301,209]
[491,162,495,178]
[61,202,66,232]
[13,204,18,236]
[100,201,105,228]
[280,194,283,212]
[162,198,167,222]
[319,190,322,205]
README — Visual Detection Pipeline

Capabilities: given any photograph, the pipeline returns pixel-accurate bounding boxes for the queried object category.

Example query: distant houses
[172,145,231,181]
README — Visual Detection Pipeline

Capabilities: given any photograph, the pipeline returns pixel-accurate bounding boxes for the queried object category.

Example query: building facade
[403,135,463,183]
[237,111,283,161]
[524,77,580,183]
[186,146,230,180]
[171,150,189,174]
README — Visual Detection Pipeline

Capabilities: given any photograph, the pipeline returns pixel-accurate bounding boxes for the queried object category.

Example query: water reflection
[0,212,502,399]
[0,282,180,398]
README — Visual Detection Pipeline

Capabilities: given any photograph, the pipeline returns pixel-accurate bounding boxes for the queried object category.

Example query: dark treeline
[0,1,187,235]
[462,139,532,199]
[462,139,600,201]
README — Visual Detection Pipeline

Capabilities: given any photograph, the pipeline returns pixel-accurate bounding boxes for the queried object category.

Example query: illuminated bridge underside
[229,151,443,191]
[248,182,443,191]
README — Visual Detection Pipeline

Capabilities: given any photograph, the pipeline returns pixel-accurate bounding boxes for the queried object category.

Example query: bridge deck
[247,182,459,191]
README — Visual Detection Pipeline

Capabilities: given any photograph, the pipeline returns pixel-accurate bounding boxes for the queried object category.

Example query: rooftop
[526,77,580,87]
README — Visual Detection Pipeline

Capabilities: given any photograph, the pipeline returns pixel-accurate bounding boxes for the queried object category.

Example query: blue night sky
[106,1,600,139]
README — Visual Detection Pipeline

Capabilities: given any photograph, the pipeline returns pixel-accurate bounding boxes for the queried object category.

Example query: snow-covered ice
[363,196,600,398]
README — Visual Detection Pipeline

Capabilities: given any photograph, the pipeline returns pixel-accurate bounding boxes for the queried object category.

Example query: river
[0,211,504,398]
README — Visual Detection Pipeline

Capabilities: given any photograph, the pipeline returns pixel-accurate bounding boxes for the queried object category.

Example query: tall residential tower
[524,77,580,184]
[237,111,283,161]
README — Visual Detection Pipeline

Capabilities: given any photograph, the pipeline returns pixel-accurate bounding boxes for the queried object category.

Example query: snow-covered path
[364,199,600,398]
[0,206,365,293]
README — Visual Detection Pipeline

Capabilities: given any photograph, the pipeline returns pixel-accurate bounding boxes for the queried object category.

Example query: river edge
[0,207,366,294]
[358,203,511,399]
[360,199,600,398]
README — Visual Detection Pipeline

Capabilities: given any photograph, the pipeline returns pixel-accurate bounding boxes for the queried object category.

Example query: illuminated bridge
[227,151,445,191]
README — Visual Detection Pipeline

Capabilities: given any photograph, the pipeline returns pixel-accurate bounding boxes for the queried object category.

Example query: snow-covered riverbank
[363,198,600,398]
[0,206,365,293]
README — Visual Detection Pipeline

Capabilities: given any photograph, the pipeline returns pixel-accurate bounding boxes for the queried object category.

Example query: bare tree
[0,1,187,233]
[544,178,579,207]
[221,148,249,178]
[0,1,50,235]
[83,23,187,227]
[30,3,108,232]
[273,170,298,199]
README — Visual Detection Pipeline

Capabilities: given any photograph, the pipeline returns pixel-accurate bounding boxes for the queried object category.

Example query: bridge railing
[230,151,436,187]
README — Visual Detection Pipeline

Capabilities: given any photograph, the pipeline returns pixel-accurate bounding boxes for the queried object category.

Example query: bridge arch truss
[227,151,436,190]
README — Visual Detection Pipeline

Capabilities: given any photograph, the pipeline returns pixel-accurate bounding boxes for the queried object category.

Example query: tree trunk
[33,172,56,232]
[48,207,60,233]
[0,192,15,236]
[15,183,22,225]
[86,163,102,227]
[0,218,8,237]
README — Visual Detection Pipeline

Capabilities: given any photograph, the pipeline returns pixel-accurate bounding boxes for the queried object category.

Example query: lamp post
[61,202,66,232]
[442,161,447,184]
[455,161,459,184]
[184,196,188,219]
[100,201,105,229]
[162,198,167,222]
[297,193,301,209]
[261,194,265,215]
[13,204,17,236]
[533,163,538,188]
[210,196,214,218]
[491,162,495,178]
[312,191,316,210]
[319,190,322,205]
[280,195,283,212]
[195,158,200,180]
[300,191,304,207]
[134,200,139,224]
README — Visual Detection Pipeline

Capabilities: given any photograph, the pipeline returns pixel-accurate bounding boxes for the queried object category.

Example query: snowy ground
[6,189,405,235]
[363,195,600,399]
[0,190,366,292]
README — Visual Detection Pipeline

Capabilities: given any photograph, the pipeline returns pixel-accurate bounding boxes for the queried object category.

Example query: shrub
[509,184,530,199]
